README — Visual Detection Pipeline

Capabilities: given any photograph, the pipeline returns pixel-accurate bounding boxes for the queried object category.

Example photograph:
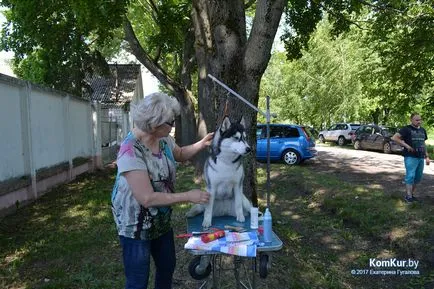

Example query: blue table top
[186,214,283,251]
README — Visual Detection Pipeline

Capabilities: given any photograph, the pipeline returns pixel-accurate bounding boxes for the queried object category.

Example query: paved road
[305,145,433,202]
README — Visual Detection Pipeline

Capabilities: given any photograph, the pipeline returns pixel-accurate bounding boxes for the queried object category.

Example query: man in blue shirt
[392,113,430,203]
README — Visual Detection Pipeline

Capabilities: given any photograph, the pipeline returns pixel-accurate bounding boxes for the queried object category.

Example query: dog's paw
[202,218,212,228]
[236,214,245,223]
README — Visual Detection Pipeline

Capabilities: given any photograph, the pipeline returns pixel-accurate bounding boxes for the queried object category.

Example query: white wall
[0,73,131,215]
[0,79,25,181]
[30,88,67,169]
[70,98,93,159]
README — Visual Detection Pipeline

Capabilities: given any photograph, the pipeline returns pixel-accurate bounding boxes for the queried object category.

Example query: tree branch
[357,0,407,14]
[245,0,255,9]
[244,0,285,75]
[181,26,196,90]
[123,17,181,94]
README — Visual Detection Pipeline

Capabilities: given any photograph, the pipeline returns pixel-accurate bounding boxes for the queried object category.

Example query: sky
[0,11,15,77]
[0,51,14,77]
[141,68,160,95]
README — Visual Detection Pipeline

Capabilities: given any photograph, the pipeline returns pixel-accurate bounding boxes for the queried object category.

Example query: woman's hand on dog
[200,132,214,149]
[188,189,210,204]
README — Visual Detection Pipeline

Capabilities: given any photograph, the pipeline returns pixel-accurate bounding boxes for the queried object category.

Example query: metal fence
[101,104,127,165]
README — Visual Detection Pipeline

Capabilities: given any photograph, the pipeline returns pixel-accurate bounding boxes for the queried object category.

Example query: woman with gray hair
[111,92,213,289]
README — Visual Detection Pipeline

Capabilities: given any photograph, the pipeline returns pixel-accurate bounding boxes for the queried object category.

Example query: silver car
[318,123,361,146]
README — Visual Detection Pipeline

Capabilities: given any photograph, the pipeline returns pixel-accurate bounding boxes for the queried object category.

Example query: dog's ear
[210,126,221,153]
[220,116,231,132]
[240,116,246,128]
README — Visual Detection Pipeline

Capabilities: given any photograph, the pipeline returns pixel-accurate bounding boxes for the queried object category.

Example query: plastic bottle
[250,207,259,229]
[263,208,273,244]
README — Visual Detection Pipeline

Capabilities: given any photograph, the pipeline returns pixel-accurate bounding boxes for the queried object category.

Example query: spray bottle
[263,208,273,244]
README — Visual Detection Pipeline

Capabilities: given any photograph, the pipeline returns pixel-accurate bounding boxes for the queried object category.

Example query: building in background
[0,51,15,77]
[84,63,144,164]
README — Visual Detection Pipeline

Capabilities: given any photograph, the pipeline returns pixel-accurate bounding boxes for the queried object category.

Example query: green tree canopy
[280,0,434,125]
[1,0,129,95]
[261,11,434,128]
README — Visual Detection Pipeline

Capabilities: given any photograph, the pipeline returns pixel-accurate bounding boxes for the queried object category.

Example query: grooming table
[185,214,283,289]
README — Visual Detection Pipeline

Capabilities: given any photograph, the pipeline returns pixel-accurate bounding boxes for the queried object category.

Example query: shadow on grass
[256,161,434,289]
[0,169,124,289]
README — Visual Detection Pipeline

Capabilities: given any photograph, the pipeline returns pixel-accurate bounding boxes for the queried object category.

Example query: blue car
[256,124,317,165]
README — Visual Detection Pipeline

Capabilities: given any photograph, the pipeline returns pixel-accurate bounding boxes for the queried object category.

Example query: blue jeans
[119,229,176,289]
[404,156,425,185]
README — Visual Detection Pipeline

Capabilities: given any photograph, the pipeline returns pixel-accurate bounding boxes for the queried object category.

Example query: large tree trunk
[176,27,198,147]
[191,0,285,205]
[174,88,197,147]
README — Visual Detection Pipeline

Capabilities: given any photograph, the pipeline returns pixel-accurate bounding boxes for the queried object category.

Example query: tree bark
[176,26,198,147]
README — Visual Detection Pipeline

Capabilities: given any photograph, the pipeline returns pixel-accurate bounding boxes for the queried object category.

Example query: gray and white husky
[186,116,253,228]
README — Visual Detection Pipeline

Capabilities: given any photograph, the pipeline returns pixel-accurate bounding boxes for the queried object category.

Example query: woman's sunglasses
[165,119,175,127]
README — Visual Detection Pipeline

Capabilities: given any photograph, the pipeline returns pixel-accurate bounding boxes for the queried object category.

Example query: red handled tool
[176,228,221,239]
[200,230,225,243]
[176,231,208,238]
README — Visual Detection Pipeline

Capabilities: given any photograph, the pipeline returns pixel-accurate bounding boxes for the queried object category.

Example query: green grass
[1,164,433,289]
[256,165,434,289]
[0,171,123,289]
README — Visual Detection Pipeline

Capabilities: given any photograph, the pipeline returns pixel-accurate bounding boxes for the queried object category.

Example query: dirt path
[304,145,434,204]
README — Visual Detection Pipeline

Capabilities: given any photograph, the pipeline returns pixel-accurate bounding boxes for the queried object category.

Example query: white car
[318,123,360,146]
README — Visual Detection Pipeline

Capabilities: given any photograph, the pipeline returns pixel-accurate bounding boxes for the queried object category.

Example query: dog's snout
[245,147,252,153]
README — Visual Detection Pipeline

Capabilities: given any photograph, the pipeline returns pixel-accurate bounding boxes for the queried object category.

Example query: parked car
[256,124,317,165]
[318,123,361,146]
[352,124,403,153]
